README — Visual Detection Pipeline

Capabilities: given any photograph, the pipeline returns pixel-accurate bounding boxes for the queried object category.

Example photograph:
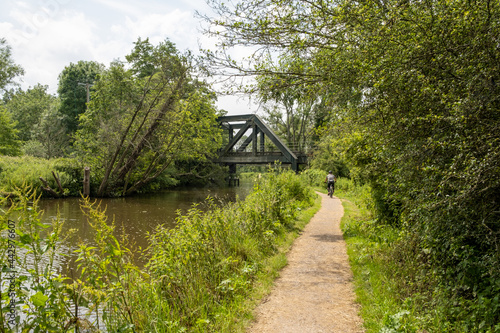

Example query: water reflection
[38,183,253,271]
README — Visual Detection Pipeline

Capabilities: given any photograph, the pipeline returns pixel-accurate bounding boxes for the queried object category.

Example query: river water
[37,182,253,271]
[1,183,253,329]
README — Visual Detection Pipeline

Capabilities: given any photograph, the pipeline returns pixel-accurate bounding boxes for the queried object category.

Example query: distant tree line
[0,37,225,196]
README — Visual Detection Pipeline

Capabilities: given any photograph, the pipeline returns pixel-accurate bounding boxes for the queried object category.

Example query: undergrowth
[1,169,317,332]
[337,177,500,332]
[0,156,82,198]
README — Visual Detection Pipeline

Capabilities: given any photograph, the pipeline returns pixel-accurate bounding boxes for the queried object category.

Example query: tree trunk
[52,171,64,194]
[83,167,90,196]
[39,177,59,197]
[115,76,185,183]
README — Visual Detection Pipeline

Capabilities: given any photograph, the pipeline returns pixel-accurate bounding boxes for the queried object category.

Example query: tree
[202,0,500,327]
[3,84,58,141]
[0,38,24,93]
[28,101,68,159]
[0,106,21,156]
[57,60,104,134]
[74,39,223,196]
[256,59,322,151]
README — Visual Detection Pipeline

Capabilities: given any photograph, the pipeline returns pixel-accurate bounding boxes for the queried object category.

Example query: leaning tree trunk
[114,77,184,184]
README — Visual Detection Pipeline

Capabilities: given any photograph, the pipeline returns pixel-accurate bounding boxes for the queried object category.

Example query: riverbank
[0,156,82,199]
[0,155,229,199]
[0,170,317,331]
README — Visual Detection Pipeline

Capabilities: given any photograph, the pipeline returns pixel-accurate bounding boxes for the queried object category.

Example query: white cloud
[121,10,196,49]
[91,0,144,17]
[4,8,101,93]
[0,0,256,114]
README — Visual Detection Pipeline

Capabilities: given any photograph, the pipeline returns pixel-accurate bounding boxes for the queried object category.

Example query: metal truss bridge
[216,114,310,172]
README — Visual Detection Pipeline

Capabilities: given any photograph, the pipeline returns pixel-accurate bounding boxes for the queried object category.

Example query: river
[37,182,254,272]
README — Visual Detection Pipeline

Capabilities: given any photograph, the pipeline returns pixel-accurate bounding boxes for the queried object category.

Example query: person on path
[325,171,336,195]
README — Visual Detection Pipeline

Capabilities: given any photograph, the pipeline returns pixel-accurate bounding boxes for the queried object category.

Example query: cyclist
[325,171,336,197]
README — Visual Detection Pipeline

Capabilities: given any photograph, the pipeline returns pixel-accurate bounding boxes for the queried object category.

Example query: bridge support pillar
[260,131,265,152]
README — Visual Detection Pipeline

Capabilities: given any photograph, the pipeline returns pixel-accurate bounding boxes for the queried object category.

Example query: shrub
[300,168,325,188]
[0,186,82,330]
[0,156,83,197]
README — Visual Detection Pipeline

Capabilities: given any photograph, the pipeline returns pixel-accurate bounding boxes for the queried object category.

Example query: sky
[0,0,257,114]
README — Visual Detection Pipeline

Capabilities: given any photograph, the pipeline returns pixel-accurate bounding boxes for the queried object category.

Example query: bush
[0,156,83,197]
[300,168,325,188]
[338,176,500,332]
[0,186,80,330]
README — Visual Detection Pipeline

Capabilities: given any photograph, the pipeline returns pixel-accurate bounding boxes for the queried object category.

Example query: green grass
[1,169,318,332]
[339,198,401,332]
[0,155,82,197]
[337,181,432,332]
[222,193,322,332]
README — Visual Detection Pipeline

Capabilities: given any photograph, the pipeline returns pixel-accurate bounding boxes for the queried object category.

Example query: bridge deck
[216,152,309,164]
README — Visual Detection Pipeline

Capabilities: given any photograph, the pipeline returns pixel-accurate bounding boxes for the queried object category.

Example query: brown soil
[247,193,365,333]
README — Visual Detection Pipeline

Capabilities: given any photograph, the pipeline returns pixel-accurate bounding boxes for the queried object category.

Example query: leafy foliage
[57,60,104,134]
[74,39,223,197]
[0,156,82,197]
[0,106,21,156]
[256,59,325,151]
[2,84,68,159]
[203,0,500,330]
[27,100,68,159]
[3,84,59,142]
[0,186,85,331]
[0,38,24,93]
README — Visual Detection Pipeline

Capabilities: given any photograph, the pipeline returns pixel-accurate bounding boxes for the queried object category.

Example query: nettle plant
[0,186,93,332]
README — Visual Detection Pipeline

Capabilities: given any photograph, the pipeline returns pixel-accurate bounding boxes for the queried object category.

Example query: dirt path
[247,193,364,333]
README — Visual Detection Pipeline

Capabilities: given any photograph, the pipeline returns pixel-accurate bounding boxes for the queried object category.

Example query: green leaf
[17,232,32,244]
[31,291,49,307]
[117,323,135,332]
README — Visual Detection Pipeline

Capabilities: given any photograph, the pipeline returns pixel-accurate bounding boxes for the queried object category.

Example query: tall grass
[0,186,85,331]
[1,169,316,332]
[0,156,82,197]
[334,177,429,332]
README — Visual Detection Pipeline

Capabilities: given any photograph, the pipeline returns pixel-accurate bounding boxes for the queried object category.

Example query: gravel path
[247,193,364,333]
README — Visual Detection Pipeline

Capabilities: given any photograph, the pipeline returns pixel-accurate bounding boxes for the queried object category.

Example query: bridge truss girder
[216,114,304,171]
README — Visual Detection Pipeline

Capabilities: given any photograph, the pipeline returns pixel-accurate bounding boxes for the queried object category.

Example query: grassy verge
[233,193,322,332]
[0,156,82,198]
[336,181,429,332]
[139,170,319,332]
[1,169,319,332]
[339,198,402,332]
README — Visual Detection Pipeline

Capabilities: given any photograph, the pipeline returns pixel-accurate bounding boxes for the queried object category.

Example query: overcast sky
[0,0,257,114]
